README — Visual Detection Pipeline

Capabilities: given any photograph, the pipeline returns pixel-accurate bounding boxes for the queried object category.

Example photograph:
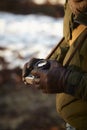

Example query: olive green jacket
[50,1,87,129]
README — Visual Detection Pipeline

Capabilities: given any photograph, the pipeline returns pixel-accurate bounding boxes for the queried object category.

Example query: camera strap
[65,26,87,66]
[46,24,87,67]
[69,24,87,46]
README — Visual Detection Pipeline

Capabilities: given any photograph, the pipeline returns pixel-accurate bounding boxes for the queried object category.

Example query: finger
[34,78,40,84]
[22,62,30,77]
[33,78,41,89]
[23,62,34,78]
[31,69,42,77]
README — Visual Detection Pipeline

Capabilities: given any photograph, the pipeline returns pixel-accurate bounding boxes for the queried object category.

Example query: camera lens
[34,60,50,70]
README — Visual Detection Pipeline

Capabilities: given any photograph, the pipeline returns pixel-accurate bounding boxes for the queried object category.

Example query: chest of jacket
[56,0,87,127]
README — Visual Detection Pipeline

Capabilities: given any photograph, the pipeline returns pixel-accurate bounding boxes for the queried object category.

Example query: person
[22,0,87,130]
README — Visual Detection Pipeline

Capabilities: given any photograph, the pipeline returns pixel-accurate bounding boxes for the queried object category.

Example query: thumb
[31,69,41,77]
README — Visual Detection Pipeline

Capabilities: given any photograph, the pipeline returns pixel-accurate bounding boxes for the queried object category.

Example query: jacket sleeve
[66,65,87,100]
[66,33,87,100]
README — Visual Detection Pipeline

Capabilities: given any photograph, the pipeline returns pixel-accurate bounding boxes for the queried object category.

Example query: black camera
[25,60,50,85]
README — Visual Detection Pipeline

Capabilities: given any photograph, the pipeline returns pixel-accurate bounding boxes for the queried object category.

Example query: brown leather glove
[30,60,70,93]
[22,59,84,96]
[22,58,42,84]
[68,0,87,15]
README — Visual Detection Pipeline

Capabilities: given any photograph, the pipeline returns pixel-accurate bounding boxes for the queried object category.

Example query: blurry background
[0,0,65,130]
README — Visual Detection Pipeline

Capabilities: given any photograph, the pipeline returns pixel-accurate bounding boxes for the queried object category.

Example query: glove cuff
[64,65,83,96]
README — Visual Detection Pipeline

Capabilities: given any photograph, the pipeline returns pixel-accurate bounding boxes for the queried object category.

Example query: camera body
[25,60,50,85]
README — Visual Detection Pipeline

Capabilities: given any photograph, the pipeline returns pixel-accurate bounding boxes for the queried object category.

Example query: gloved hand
[68,0,87,15]
[22,58,42,84]
[30,59,70,93]
[22,58,84,96]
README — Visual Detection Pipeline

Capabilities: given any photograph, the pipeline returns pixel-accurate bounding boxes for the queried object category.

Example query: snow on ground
[0,12,63,69]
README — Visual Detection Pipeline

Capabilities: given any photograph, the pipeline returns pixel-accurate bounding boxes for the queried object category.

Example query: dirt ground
[0,69,66,130]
